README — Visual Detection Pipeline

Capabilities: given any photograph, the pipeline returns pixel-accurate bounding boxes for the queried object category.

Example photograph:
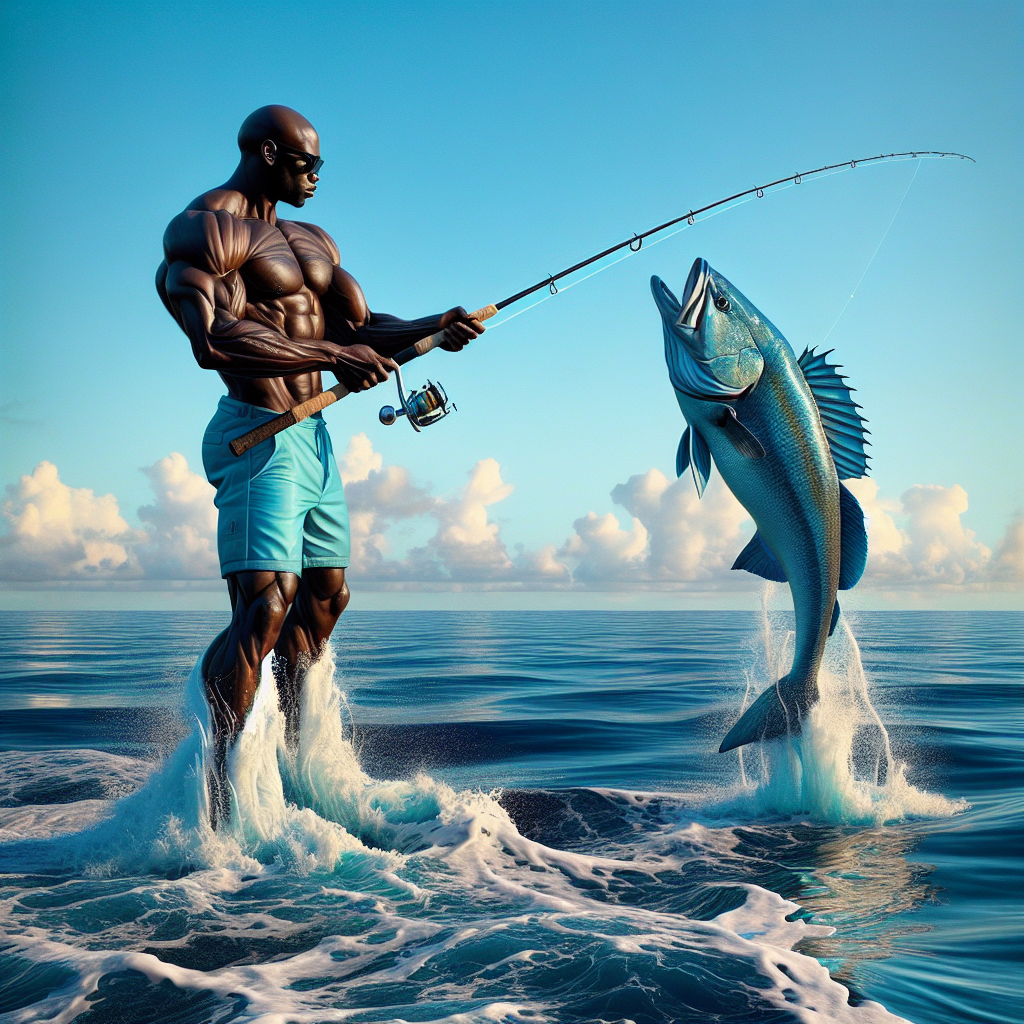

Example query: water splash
[723,591,968,825]
[0,633,943,1023]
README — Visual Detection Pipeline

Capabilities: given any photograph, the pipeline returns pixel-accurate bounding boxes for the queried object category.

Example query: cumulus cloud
[991,512,1024,582]
[420,458,515,579]
[2,438,1020,596]
[559,510,649,583]
[339,434,435,575]
[0,462,140,580]
[845,478,1021,589]
[0,456,217,582]
[554,471,752,588]
[338,432,382,485]
[136,453,219,579]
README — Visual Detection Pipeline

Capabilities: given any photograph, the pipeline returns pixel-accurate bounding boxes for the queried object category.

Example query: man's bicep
[327,266,369,329]
[164,260,256,371]
[165,261,219,324]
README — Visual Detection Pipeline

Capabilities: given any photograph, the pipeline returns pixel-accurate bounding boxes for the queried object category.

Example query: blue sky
[1,1,1021,609]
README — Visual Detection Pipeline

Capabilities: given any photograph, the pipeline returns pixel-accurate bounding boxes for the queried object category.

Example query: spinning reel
[378,365,456,432]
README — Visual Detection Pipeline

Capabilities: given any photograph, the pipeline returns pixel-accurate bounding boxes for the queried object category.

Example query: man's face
[269,132,321,207]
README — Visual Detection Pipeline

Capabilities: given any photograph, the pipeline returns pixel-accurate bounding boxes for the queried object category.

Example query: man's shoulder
[187,187,250,216]
[163,194,256,274]
[277,220,341,265]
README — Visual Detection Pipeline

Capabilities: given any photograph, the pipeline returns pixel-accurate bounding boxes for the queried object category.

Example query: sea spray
[0,627,960,1022]
[724,593,968,825]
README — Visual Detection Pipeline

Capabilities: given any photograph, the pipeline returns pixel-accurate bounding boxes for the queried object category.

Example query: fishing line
[487,159,910,333]
[821,159,922,344]
[231,154,970,455]
[490,192,760,329]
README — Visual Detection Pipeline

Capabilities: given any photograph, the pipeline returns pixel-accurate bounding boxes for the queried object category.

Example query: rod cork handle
[398,305,499,364]
[229,384,350,456]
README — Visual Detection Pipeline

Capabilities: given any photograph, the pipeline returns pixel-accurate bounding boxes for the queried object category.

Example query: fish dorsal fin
[838,481,868,590]
[676,427,690,478]
[690,427,712,497]
[798,347,871,479]
[732,530,788,582]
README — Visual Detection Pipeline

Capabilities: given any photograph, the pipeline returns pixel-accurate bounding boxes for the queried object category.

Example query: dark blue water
[0,610,1020,1023]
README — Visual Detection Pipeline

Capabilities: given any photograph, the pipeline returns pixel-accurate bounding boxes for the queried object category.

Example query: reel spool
[379,365,456,432]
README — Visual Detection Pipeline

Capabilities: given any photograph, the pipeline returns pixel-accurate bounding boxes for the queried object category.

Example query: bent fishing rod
[230,149,972,457]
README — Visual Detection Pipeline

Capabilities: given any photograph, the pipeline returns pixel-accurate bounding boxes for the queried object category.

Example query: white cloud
[512,543,573,585]
[554,471,752,588]
[992,512,1024,582]
[2,440,1020,597]
[136,453,219,579]
[338,431,382,485]
[0,456,217,582]
[340,434,436,575]
[845,478,1020,589]
[559,511,649,583]
[421,458,515,579]
[0,462,139,580]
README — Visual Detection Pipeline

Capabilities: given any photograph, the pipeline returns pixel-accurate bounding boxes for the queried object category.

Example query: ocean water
[0,607,1020,1024]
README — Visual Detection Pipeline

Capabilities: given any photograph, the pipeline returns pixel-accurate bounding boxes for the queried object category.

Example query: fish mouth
[650,275,682,322]
[650,259,711,334]
[653,263,761,401]
[677,257,710,330]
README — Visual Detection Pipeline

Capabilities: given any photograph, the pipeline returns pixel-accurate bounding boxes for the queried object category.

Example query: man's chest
[241,221,334,299]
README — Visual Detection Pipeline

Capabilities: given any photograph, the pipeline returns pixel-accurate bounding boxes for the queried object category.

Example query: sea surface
[0,608,1020,1024]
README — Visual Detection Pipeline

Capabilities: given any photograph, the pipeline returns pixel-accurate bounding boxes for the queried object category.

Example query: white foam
[0,639,923,1022]
[715,598,969,825]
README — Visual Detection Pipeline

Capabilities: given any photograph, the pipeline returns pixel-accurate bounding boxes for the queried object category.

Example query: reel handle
[229,305,496,457]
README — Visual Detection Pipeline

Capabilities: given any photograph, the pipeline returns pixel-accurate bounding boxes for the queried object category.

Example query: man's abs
[220,367,323,412]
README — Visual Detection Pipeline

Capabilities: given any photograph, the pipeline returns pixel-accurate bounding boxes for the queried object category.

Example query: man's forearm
[354,312,446,358]
[205,313,347,377]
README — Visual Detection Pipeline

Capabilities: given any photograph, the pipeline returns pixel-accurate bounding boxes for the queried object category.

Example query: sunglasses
[269,141,323,175]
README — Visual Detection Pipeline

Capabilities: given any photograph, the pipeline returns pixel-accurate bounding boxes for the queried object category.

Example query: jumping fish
[652,259,870,752]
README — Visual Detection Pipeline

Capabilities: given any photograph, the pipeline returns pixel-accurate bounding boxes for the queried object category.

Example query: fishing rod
[230,150,972,457]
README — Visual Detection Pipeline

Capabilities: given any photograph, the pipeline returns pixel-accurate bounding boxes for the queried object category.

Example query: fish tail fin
[719,673,817,753]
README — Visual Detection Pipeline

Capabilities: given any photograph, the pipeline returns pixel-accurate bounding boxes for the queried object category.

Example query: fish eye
[714,295,731,312]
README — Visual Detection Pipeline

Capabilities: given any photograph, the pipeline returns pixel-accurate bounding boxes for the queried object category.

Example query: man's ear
[261,140,277,166]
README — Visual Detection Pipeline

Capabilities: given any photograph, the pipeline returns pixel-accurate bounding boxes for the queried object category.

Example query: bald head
[238,105,318,156]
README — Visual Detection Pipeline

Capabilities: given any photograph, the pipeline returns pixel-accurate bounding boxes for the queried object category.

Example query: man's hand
[333,345,399,392]
[439,307,486,352]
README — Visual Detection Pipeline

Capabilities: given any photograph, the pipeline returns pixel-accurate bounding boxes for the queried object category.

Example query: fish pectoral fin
[838,482,868,590]
[829,599,841,637]
[690,427,712,498]
[716,406,765,459]
[676,428,691,478]
[731,531,788,582]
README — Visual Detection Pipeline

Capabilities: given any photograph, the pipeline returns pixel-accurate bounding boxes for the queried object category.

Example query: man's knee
[304,567,350,617]
[288,568,349,646]
[232,571,300,647]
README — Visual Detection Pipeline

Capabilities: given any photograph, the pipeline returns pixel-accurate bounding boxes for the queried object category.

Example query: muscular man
[156,105,483,825]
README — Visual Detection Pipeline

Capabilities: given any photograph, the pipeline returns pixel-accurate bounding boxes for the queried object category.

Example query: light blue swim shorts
[201,396,350,578]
